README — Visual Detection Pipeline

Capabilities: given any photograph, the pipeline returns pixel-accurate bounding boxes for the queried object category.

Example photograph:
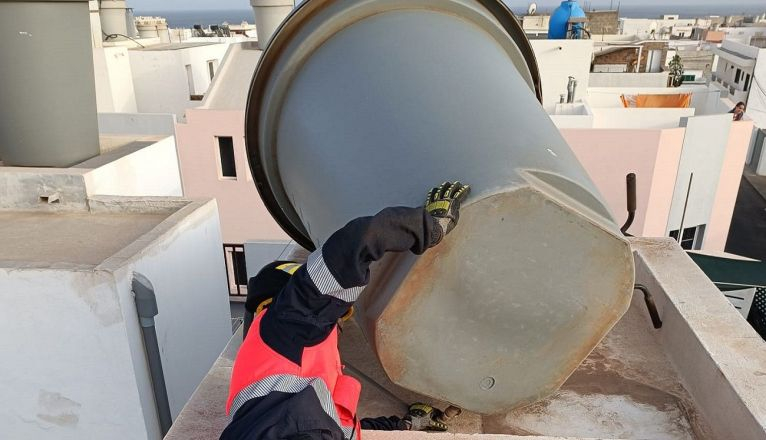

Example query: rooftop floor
[0,211,167,267]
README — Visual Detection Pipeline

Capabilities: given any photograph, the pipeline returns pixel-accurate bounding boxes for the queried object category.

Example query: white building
[710,39,766,174]
[529,40,752,252]
[0,112,232,439]
[720,25,766,46]
[128,42,230,121]
[619,16,706,40]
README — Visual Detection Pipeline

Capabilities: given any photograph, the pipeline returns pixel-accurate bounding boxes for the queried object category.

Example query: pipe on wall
[132,273,172,437]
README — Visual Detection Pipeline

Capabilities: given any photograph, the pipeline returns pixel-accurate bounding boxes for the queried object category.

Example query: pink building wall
[562,124,747,252]
[706,120,755,250]
[643,128,685,237]
[562,129,669,236]
[175,109,289,244]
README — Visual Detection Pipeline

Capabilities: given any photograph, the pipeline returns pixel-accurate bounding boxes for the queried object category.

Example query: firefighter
[221,181,470,440]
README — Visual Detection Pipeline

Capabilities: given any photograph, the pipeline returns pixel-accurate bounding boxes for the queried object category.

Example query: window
[217,136,237,178]
[185,64,195,95]
[735,68,742,83]
[669,225,706,250]
[207,59,219,80]
[223,244,248,296]
[744,73,751,92]
[682,74,696,81]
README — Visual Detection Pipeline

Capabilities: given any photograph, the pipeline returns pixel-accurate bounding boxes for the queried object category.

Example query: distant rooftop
[132,42,221,51]
[201,41,262,111]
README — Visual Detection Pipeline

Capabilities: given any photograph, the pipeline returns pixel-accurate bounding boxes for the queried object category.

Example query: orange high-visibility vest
[227,311,362,439]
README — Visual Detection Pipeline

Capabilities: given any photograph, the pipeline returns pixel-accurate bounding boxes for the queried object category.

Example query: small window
[744,73,751,92]
[217,136,237,178]
[185,64,195,96]
[669,225,705,250]
[735,68,742,83]
[207,59,219,80]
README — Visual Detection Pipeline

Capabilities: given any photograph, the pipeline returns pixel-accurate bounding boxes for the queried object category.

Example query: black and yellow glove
[425,181,471,245]
[404,403,449,432]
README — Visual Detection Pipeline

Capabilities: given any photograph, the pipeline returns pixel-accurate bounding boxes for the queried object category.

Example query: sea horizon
[135,4,765,28]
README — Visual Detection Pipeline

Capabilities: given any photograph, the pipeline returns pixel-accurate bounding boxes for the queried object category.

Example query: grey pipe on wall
[132,273,173,437]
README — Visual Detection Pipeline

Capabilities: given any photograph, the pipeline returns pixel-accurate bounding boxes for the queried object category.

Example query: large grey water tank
[246,0,634,413]
[0,0,99,167]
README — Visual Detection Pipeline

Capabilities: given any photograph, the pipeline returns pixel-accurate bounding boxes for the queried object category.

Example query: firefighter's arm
[261,182,469,363]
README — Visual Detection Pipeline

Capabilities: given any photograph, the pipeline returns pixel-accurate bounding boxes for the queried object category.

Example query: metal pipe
[620,173,636,235]
[566,76,577,103]
[634,284,662,329]
[133,273,173,436]
[677,173,694,244]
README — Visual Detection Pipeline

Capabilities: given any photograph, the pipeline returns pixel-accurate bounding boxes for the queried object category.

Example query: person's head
[734,102,746,114]
[243,261,298,337]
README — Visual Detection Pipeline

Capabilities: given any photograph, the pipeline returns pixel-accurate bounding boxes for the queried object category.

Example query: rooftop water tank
[548,0,586,39]
[246,0,633,414]
[0,0,99,167]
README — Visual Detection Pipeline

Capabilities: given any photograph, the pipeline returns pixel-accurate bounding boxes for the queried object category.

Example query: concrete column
[100,0,128,38]
[250,0,293,49]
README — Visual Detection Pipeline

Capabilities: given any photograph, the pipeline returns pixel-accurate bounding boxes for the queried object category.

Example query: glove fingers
[454,184,471,203]
[427,187,439,204]
[437,181,451,200]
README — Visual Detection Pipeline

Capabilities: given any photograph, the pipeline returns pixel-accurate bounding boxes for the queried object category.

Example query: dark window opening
[669,225,706,250]
[223,244,248,296]
[217,136,236,178]
[745,73,751,92]
[735,68,742,83]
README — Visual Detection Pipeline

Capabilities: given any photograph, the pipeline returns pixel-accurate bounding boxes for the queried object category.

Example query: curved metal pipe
[620,173,636,236]
[634,283,662,329]
[133,273,173,436]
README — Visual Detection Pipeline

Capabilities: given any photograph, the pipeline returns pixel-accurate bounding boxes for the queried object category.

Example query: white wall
[665,114,733,239]
[0,200,231,440]
[0,268,152,440]
[589,72,669,88]
[591,107,696,129]
[530,40,593,112]
[108,200,231,422]
[129,43,229,121]
[98,113,176,136]
[81,137,183,197]
[93,46,138,113]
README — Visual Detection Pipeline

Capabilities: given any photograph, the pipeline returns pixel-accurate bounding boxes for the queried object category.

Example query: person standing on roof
[221,181,470,440]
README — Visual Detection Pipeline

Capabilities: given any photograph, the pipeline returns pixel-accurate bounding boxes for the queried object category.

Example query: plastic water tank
[548,0,586,39]
[246,0,633,414]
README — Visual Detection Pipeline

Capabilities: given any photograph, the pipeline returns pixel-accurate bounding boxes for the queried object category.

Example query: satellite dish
[528,2,537,15]
[649,21,658,31]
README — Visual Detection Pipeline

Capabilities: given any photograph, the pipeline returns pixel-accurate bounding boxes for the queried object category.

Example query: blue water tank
[548,0,586,39]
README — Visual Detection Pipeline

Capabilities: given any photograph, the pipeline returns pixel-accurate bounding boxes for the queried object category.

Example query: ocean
[135,4,765,29]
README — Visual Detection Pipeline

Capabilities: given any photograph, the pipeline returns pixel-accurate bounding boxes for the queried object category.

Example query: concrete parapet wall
[632,238,766,440]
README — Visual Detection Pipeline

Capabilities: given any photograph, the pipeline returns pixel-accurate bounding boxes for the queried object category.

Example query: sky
[128,0,766,11]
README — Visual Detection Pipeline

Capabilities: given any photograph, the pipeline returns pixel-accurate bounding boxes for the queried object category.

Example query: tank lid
[246,0,543,250]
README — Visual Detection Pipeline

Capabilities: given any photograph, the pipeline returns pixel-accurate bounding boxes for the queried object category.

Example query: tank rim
[245,0,543,251]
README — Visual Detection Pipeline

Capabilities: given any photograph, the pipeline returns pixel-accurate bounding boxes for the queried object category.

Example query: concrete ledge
[632,237,766,440]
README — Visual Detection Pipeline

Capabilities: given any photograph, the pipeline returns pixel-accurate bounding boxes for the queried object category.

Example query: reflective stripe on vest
[227,312,361,439]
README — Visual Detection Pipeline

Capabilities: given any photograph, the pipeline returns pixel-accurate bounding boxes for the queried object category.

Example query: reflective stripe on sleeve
[306,250,364,303]
[230,374,354,439]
